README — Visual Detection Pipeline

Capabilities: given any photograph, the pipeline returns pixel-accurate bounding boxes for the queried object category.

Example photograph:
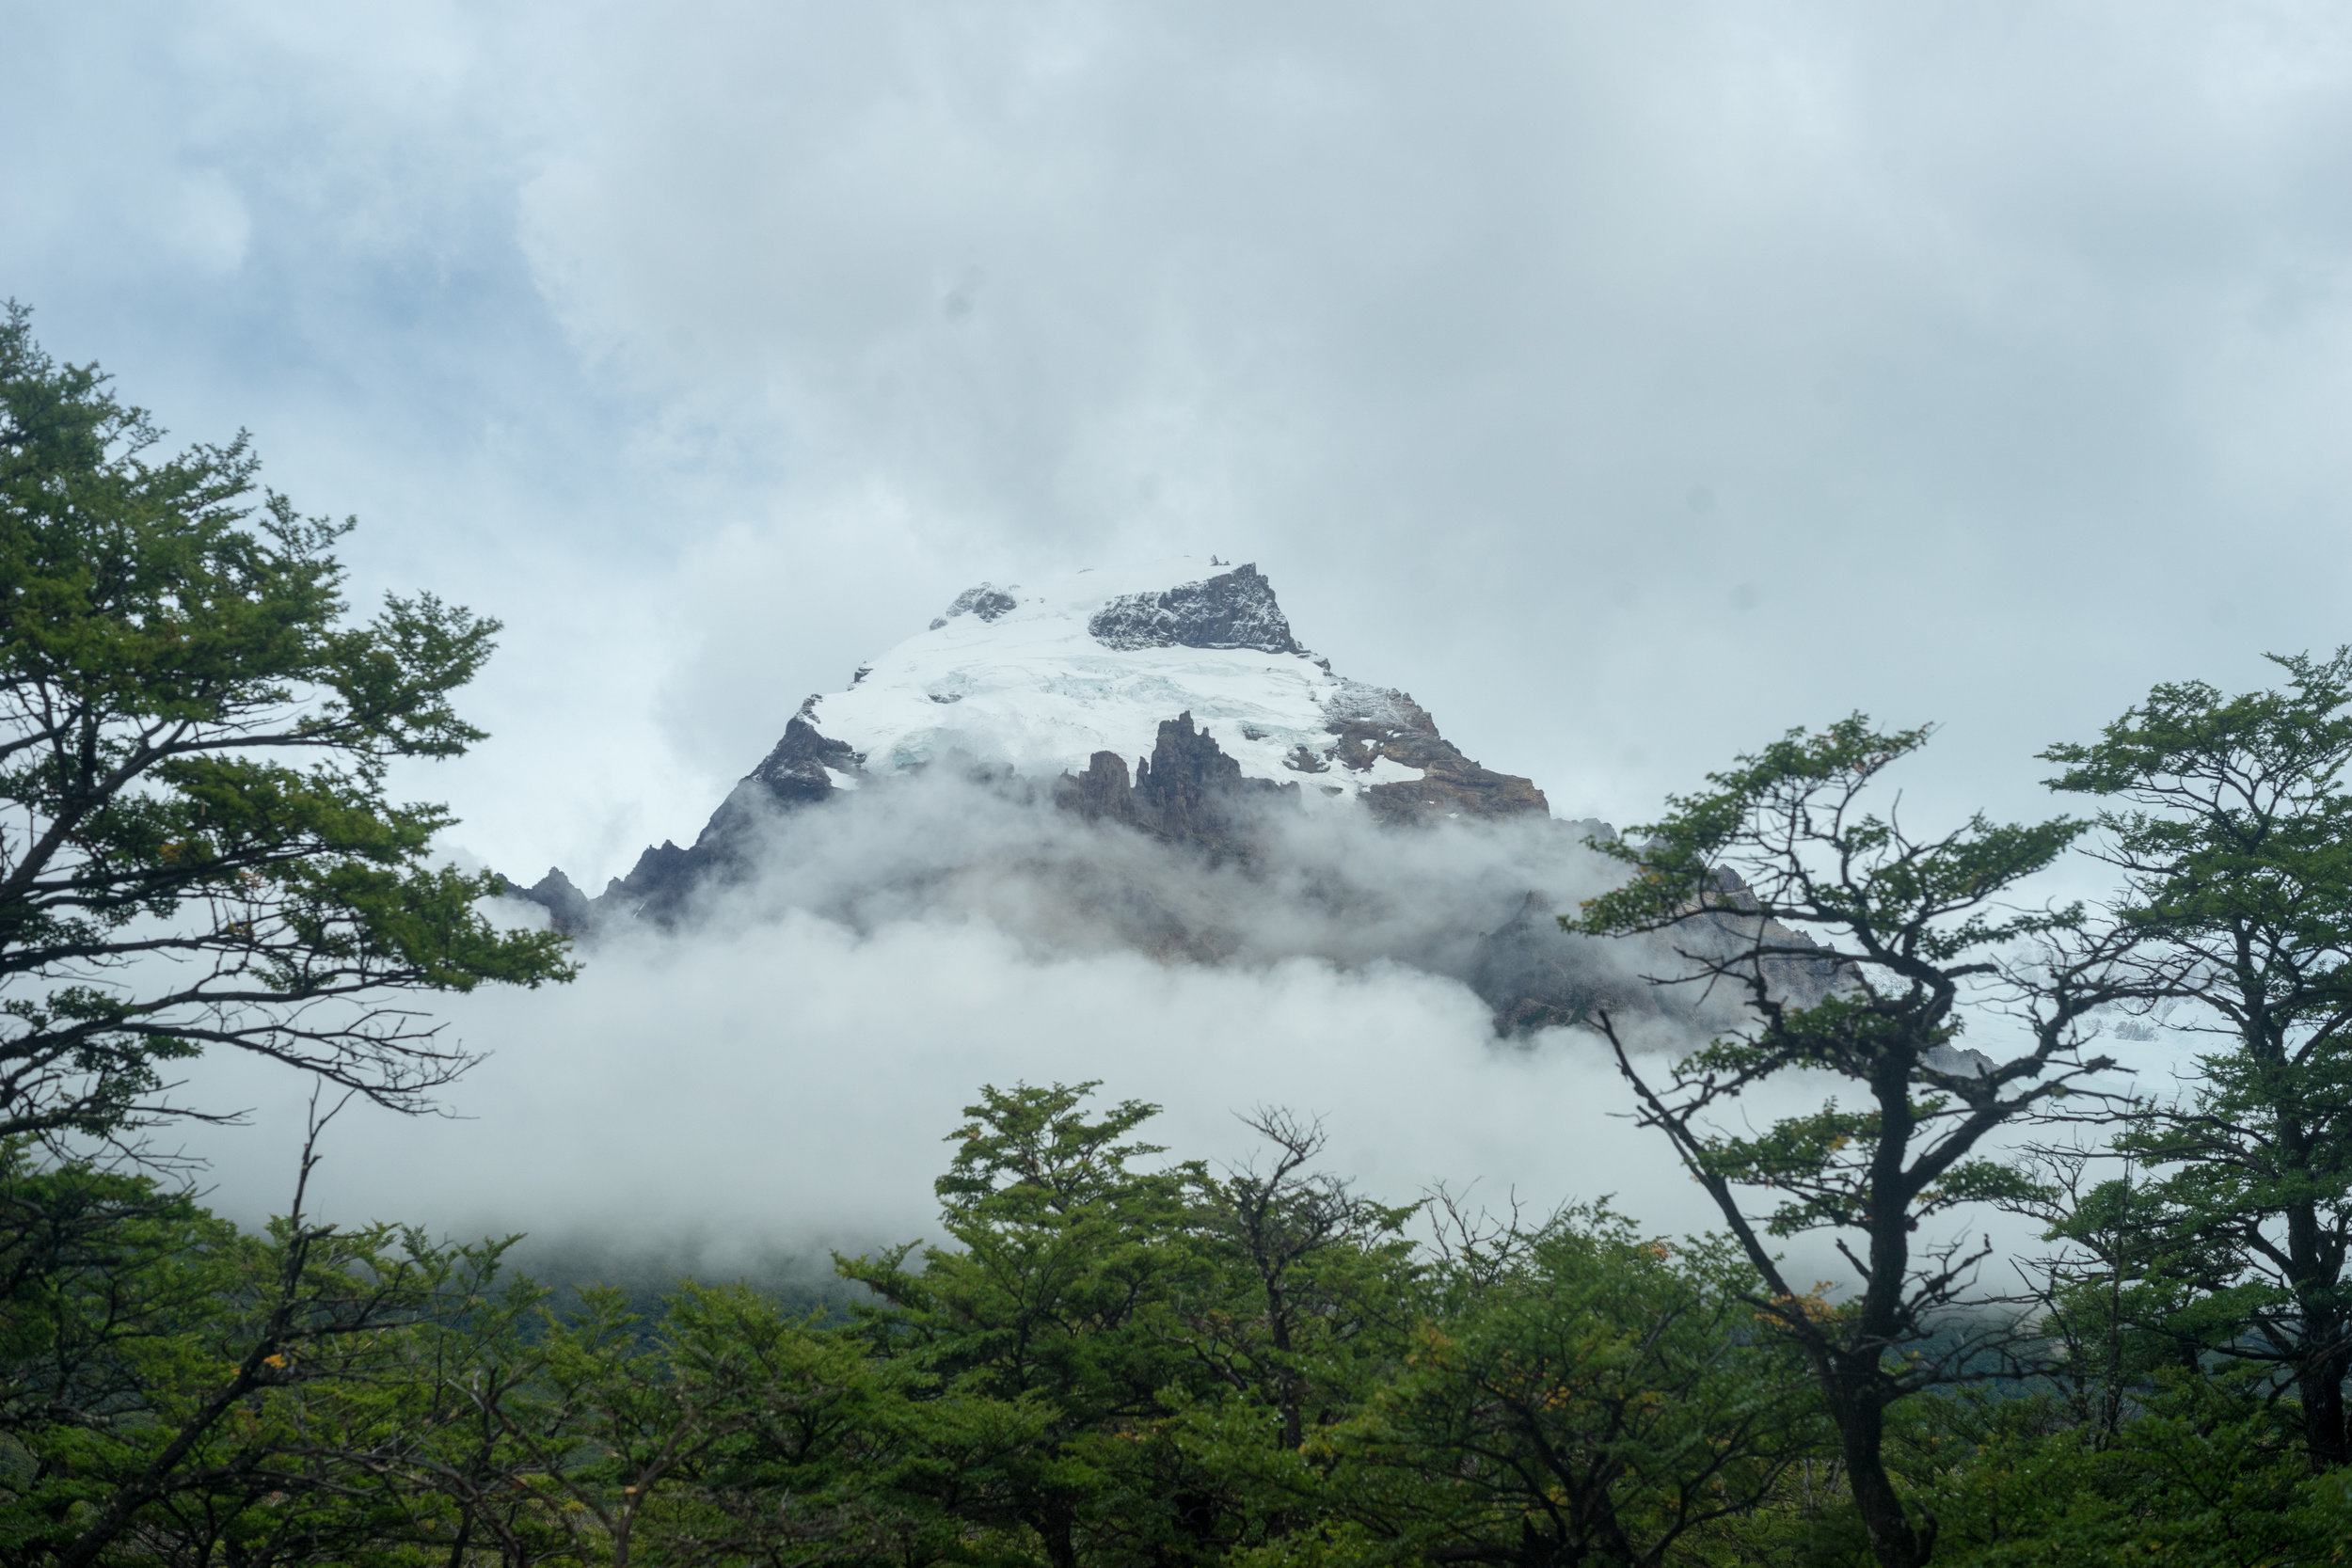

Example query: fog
[191,915,1671,1261]
[166,766,2090,1294]
[178,772,1677,1255]
[657,766,1634,975]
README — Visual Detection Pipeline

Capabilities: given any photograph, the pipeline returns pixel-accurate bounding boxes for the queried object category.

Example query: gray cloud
[8,4,2350,880]
[172,906,1776,1287]
[7,1,2343,1259]
[163,767,2076,1285]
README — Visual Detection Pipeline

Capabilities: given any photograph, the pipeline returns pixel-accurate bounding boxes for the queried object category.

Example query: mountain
[510,559,1829,1034]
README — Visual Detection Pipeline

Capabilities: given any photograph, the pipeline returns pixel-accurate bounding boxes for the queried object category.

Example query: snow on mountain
[530,560,1553,928]
[502,558,1846,1038]
[803,558,1427,806]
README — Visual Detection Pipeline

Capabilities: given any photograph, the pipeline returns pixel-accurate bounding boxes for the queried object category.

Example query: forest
[7,308,2352,1568]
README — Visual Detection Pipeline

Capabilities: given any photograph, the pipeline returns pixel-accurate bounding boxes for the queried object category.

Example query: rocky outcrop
[1926,1044,1995,1077]
[512,691,1846,1042]
[930,582,1019,629]
[747,710,864,805]
[1461,845,1855,1036]
[518,710,869,927]
[1470,890,1624,1034]
[1686,867,1849,1012]
[1058,752,1144,828]
[1057,712,1298,861]
[505,866,594,935]
[602,837,705,923]
[1088,563,1300,655]
[1319,683,1549,826]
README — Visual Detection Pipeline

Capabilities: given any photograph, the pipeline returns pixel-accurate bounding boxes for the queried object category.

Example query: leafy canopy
[1567,717,2151,1568]
[0,302,570,1148]
[2044,649,2352,1466]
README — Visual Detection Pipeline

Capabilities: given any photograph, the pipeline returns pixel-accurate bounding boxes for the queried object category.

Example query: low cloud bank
[170,772,1938,1281]
[191,918,1695,1253]
[661,764,1639,977]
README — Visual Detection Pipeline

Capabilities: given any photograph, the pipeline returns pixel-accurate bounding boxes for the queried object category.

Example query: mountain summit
[522,560,1551,921]
[778,559,1544,824]
[512,559,1752,1035]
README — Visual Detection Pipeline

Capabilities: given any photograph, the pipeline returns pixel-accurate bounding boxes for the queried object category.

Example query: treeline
[0,1081,2344,1567]
[8,307,2352,1564]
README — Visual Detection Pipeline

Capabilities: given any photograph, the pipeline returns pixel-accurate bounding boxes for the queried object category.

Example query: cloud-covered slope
[509,559,1845,1038]
[532,560,1552,928]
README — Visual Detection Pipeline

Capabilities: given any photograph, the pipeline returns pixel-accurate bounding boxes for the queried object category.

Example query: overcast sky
[8,1,2351,886]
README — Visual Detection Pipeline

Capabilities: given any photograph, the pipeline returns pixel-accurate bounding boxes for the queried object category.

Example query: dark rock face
[1320,684,1550,825]
[1058,751,1143,828]
[1466,895,1844,1037]
[1057,712,1298,860]
[1689,866,1848,1012]
[513,712,870,927]
[1926,1044,1995,1077]
[1470,891,1622,1034]
[748,712,863,805]
[930,583,1020,630]
[508,866,594,935]
[1088,564,1300,655]
[604,837,704,922]
[509,692,1830,1041]
[1463,846,1853,1037]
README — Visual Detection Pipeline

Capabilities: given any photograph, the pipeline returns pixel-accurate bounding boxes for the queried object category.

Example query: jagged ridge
[1087,562,1300,654]
[506,560,1614,1030]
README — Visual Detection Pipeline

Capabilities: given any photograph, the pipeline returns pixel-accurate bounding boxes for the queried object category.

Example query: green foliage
[0,302,571,1148]
[0,1135,525,1567]
[1574,718,2089,968]
[485,1281,895,1568]
[826,1088,1846,1568]
[15,1081,2352,1566]
[2045,650,2352,1465]
[1910,1373,2352,1567]
[837,1082,1222,1568]
[1305,1206,1821,1568]
[1565,717,2151,1568]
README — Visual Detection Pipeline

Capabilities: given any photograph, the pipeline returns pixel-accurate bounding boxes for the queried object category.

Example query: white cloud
[12,4,2352,876]
[170,769,2072,1289]
[8,0,2344,1283]
[179,911,1717,1269]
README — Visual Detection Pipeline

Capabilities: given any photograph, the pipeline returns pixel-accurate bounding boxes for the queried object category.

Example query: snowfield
[803,558,1425,808]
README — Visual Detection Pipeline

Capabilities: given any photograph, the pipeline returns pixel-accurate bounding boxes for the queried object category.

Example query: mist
[162,762,2109,1299]
[662,765,1629,970]
[168,770,1745,1272]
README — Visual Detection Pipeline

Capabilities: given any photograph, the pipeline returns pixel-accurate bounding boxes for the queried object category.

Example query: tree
[0,1113,516,1568]
[481,1282,884,1568]
[1187,1109,1418,1457]
[1997,1139,2225,1447]
[2042,650,2352,1466]
[837,1082,1216,1568]
[1565,717,2153,1568]
[1328,1204,1818,1568]
[1915,1368,2348,1566]
[637,1283,912,1568]
[0,302,571,1150]
[1160,1111,1421,1556]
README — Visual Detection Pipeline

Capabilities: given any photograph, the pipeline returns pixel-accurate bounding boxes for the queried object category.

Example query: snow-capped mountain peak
[806,559,1340,796]
[798,558,1529,817]
[525,559,1549,935]
[506,560,1846,1045]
